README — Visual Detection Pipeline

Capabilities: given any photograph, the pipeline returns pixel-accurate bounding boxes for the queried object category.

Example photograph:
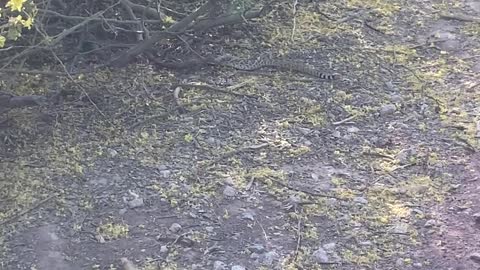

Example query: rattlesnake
[214,55,336,80]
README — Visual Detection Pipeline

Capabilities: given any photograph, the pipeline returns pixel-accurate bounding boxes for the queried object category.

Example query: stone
[213,261,227,270]
[223,186,237,197]
[379,104,396,116]
[312,247,329,263]
[169,223,182,233]
[248,244,266,254]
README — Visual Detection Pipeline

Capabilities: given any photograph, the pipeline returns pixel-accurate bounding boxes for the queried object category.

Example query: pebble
[169,223,182,233]
[353,196,368,204]
[379,104,396,116]
[248,244,266,254]
[223,186,237,198]
[213,261,227,270]
[127,197,144,209]
[347,126,360,133]
[312,247,329,263]
[262,251,279,265]
[470,252,480,264]
[424,219,436,228]
[323,242,336,251]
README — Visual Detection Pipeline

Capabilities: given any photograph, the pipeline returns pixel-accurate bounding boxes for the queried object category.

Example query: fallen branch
[1,1,122,70]
[332,114,357,126]
[174,83,257,98]
[439,12,480,23]
[38,9,162,25]
[0,92,47,111]
[0,194,56,226]
[121,0,166,21]
[192,5,271,31]
[109,0,216,67]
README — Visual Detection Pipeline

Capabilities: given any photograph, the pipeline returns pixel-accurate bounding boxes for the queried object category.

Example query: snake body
[216,55,336,80]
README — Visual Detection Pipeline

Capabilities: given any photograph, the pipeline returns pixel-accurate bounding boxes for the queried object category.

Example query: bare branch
[109,0,216,67]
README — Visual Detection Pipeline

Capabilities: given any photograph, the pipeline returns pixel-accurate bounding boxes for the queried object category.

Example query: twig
[38,9,162,24]
[439,12,480,23]
[293,218,302,261]
[0,194,56,226]
[192,3,272,31]
[175,83,257,98]
[110,0,215,67]
[270,178,345,200]
[120,0,144,41]
[291,0,298,42]
[0,67,101,76]
[173,86,186,112]
[122,0,166,21]
[254,217,269,243]
[332,114,357,126]
[49,49,107,118]
[1,1,121,70]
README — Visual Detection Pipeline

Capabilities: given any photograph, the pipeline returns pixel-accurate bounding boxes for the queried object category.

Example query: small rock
[468,1,480,12]
[424,219,436,228]
[385,81,397,91]
[379,104,396,116]
[119,208,127,215]
[223,186,237,198]
[262,251,279,265]
[472,62,480,73]
[241,210,255,221]
[473,212,480,225]
[391,222,410,234]
[160,245,168,253]
[169,223,182,233]
[342,134,354,142]
[248,244,266,254]
[395,258,404,267]
[312,247,329,263]
[224,176,235,186]
[205,226,215,233]
[371,136,389,147]
[213,261,227,270]
[325,198,337,206]
[95,234,105,243]
[120,257,139,270]
[353,197,368,204]
[359,241,372,246]
[298,127,312,135]
[157,164,168,171]
[231,266,246,270]
[127,197,144,209]
[347,126,360,133]
[470,252,480,264]
[332,130,341,138]
[457,204,470,211]
[390,94,402,103]
[90,177,108,186]
[160,170,171,178]
[438,39,461,51]
[413,262,423,268]
[107,148,118,158]
[207,137,216,145]
[323,242,336,251]
[250,252,261,260]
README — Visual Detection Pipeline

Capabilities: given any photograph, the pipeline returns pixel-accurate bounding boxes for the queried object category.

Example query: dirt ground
[1,0,480,269]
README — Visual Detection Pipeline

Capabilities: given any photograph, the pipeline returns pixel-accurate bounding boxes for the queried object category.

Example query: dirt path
[1,0,480,269]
